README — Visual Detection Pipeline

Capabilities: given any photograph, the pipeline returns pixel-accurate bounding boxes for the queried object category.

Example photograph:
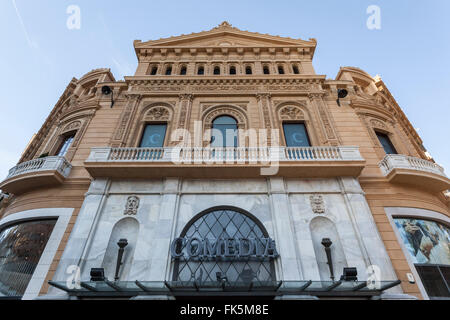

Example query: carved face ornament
[124,195,140,215]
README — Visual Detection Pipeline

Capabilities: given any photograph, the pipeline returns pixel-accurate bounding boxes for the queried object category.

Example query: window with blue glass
[283,123,311,147]
[376,132,397,154]
[139,124,167,148]
[211,116,238,147]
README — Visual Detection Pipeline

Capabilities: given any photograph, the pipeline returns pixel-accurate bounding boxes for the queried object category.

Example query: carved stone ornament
[279,106,304,120]
[145,107,170,121]
[310,195,325,214]
[369,119,387,129]
[63,120,82,132]
[124,195,140,215]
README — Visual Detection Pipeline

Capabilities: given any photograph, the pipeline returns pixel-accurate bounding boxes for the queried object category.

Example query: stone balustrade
[87,146,364,164]
[5,156,72,181]
[379,154,446,178]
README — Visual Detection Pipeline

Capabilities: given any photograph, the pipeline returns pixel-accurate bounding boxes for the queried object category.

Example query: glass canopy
[48,280,401,298]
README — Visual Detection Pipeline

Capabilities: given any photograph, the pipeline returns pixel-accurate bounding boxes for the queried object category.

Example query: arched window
[263,66,270,75]
[165,66,172,75]
[180,66,187,75]
[229,66,236,75]
[213,66,221,75]
[211,115,238,147]
[292,65,300,74]
[150,66,158,75]
[0,219,57,297]
[278,65,285,74]
[245,66,252,75]
[171,207,277,284]
[197,66,204,75]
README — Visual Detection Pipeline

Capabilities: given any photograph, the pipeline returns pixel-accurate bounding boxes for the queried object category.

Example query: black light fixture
[321,238,335,281]
[341,267,358,281]
[336,88,348,107]
[102,85,115,108]
[114,238,128,281]
[90,268,105,282]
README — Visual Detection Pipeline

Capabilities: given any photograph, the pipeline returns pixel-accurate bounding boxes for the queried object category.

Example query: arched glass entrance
[172,207,277,285]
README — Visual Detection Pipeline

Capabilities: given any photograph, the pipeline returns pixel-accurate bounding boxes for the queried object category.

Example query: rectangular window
[56,133,75,157]
[139,124,167,148]
[376,132,397,154]
[415,265,450,298]
[283,123,311,147]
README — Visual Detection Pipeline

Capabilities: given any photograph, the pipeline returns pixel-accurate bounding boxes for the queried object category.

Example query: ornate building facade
[0,22,449,300]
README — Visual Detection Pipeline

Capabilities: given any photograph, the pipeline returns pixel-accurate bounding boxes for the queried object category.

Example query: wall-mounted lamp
[90,268,105,282]
[114,238,128,281]
[341,267,358,281]
[102,85,115,108]
[336,89,348,107]
[321,238,335,281]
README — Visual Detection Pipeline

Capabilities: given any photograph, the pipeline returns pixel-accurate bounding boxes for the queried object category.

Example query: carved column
[111,94,142,147]
[308,93,341,146]
[256,93,273,145]
[176,94,194,146]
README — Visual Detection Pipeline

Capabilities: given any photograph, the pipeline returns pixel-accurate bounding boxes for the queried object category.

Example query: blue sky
[0,0,449,180]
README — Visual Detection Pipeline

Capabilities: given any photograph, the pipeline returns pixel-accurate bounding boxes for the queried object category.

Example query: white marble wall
[51,176,401,294]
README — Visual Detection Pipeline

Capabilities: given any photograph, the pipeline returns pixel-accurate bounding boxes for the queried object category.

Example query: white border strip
[0,208,73,300]
[385,207,450,300]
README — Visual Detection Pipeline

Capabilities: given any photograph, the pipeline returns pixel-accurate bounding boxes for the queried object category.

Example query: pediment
[135,22,316,48]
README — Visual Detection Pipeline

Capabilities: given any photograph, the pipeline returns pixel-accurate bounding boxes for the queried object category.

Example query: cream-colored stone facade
[0,22,449,300]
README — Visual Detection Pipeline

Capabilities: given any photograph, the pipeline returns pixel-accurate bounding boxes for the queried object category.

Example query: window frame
[165,65,172,76]
[375,130,398,155]
[386,207,450,300]
[211,115,239,148]
[281,121,312,147]
[150,66,158,75]
[138,122,168,148]
[54,131,77,157]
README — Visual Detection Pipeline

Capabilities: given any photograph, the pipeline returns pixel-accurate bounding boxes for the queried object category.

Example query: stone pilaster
[256,93,273,144]
[308,93,341,146]
[111,94,142,147]
[268,177,303,280]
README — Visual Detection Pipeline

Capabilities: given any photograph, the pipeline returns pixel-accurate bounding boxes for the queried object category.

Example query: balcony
[379,154,450,192]
[0,156,72,195]
[84,146,365,179]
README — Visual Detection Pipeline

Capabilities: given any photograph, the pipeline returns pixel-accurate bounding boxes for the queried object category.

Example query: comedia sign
[170,237,279,260]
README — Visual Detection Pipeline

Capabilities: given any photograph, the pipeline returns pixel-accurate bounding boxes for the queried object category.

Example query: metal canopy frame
[48,280,401,298]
